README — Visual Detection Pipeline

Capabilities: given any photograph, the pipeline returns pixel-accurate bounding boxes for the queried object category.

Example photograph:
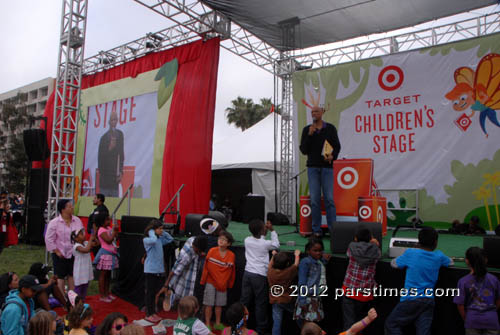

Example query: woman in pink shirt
[44,199,83,293]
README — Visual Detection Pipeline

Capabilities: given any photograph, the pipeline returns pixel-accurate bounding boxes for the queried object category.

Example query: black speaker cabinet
[267,212,290,226]
[23,129,49,161]
[185,213,204,237]
[483,236,500,268]
[28,168,49,208]
[241,195,265,223]
[120,216,156,235]
[26,207,45,244]
[329,222,382,254]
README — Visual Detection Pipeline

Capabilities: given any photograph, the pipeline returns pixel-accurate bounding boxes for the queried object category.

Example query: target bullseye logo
[82,179,91,196]
[337,167,359,189]
[454,113,472,132]
[377,206,383,223]
[378,65,404,91]
[301,204,312,217]
[359,206,372,219]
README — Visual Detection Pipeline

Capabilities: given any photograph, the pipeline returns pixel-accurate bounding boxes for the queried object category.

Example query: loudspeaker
[241,195,265,223]
[23,129,49,161]
[28,169,49,207]
[208,211,228,229]
[483,236,500,268]
[185,214,204,237]
[26,207,45,244]
[121,216,156,235]
[267,212,290,226]
[329,222,382,254]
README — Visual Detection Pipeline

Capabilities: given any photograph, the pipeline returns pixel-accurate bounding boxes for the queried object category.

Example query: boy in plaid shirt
[341,227,381,331]
[157,235,208,311]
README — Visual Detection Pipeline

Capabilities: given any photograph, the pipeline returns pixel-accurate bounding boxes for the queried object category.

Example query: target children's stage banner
[293,32,500,230]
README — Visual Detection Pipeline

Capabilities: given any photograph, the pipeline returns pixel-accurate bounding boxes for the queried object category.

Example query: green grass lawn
[0,243,99,296]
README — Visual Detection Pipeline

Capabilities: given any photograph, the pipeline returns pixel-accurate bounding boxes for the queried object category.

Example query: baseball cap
[19,275,43,291]
[200,218,219,235]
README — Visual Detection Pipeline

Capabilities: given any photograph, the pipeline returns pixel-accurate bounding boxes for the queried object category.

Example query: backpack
[0,299,27,334]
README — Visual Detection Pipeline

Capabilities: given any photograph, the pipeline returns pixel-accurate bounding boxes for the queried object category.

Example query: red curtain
[39,38,220,229]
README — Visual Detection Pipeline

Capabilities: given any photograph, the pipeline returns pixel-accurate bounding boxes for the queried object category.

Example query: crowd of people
[0,191,24,253]
[1,193,499,335]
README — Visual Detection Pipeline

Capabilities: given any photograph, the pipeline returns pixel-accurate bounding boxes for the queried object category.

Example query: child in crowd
[95,312,128,335]
[341,227,381,330]
[71,228,97,301]
[241,219,280,334]
[268,249,301,335]
[0,271,19,306]
[173,296,212,335]
[93,213,119,303]
[157,236,209,311]
[143,219,174,324]
[200,217,223,249]
[68,302,93,335]
[300,322,323,335]
[63,290,83,335]
[466,216,486,235]
[338,308,377,335]
[385,227,453,335]
[28,310,57,335]
[28,263,68,311]
[0,274,42,335]
[200,231,236,330]
[294,237,329,324]
[454,247,500,334]
[223,302,256,335]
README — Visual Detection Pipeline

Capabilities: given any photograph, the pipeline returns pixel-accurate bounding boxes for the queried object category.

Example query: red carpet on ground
[55,295,179,335]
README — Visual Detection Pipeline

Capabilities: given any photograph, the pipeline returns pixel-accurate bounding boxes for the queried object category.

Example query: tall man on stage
[98,111,124,198]
[300,106,341,237]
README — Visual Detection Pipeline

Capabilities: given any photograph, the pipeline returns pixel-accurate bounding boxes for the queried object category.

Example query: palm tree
[225,96,278,131]
[472,185,493,231]
[484,172,500,228]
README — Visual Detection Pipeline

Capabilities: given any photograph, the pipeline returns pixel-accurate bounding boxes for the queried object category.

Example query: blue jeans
[308,167,336,234]
[272,303,303,335]
[384,298,435,335]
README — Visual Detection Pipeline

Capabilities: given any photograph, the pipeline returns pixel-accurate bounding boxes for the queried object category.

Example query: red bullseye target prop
[377,206,383,223]
[337,167,359,190]
[301,204,311,217]
[378,65,404,91]
[359,205,372,219]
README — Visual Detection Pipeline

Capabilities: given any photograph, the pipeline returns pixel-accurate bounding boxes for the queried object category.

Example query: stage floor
[225,222,484,269]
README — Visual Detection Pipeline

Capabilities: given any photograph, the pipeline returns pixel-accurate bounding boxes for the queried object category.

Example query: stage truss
[47,0,87,221]
[49,0,500,222]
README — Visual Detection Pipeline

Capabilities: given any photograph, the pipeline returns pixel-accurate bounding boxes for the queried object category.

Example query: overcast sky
[1,2,498,143]
[0,0,274,142]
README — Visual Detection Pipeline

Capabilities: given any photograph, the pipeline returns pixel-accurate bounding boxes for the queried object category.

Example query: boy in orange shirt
[200,230,236,330]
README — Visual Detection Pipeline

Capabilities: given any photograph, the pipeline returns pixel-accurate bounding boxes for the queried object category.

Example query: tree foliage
[0,93,31,193]
[225,96,279,131]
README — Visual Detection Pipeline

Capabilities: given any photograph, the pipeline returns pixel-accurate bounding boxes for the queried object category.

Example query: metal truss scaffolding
[47,0,88,221]
[61,1,499,221]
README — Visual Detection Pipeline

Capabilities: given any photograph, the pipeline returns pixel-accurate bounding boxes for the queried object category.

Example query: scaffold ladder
[47,0,88,223]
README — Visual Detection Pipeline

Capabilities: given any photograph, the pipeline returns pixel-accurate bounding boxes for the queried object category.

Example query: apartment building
[0,77,55,183]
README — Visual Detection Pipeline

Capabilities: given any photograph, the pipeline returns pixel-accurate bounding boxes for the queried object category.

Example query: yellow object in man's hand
[322,140,333,158]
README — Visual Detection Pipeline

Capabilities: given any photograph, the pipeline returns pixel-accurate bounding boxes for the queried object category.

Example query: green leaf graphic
[155,58,178,109]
